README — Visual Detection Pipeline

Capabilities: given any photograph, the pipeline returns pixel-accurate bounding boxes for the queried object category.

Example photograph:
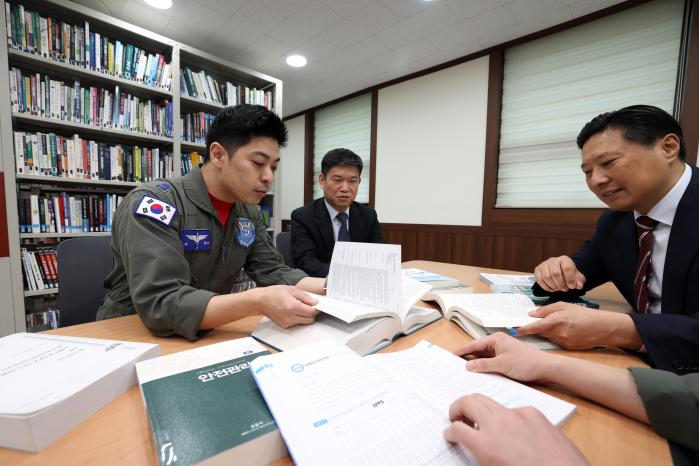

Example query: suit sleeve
[629,313,699,373]
[369,208,385,243]
[291,208,330,277]
[629,367,699,460]
[116,190,215,341]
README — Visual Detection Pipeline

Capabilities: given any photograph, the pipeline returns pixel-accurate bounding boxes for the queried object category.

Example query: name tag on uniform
[181,229,212,251]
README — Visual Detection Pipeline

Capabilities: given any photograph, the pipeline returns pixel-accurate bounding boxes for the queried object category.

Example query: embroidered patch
[134,195,177,226]
[235,218,256,248]
[155,182,171,192]
[181,229,212,251]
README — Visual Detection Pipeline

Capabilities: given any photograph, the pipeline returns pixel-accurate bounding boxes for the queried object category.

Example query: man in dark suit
[291,148,385,277]
[518,105,699,374]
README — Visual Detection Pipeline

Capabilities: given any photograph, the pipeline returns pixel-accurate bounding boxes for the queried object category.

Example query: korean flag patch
[235,218,256,248]
[135,195,177,226]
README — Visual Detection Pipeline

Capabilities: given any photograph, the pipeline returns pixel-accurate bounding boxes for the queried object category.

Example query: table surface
[1,261,671,466]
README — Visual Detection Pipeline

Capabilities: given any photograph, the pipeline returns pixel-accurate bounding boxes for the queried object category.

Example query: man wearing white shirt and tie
[520,105,699,374]
[291,148,385,277]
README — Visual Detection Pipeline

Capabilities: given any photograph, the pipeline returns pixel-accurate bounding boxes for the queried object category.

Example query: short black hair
[204,104,288,161]
[320,148,363,177]
[576,105,685,161]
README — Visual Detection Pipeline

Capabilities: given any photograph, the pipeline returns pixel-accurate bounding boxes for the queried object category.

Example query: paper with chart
[251,341,475,466]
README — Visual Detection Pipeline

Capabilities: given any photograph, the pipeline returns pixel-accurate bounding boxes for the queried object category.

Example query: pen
[506,327,517,337]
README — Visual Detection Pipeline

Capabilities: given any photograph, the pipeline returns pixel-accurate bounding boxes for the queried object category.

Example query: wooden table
[1,261,670,466]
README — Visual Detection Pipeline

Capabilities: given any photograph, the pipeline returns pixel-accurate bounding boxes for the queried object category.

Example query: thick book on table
[250,340,576,466]
[135,338,286,466]
[0,332,159,452]
[425,291,559,349]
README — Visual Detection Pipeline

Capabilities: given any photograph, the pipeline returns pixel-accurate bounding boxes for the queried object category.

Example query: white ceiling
[73,0,626,116]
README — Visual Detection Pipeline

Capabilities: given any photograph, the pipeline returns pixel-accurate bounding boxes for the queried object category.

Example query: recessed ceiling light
[143,0,172,9]
[286,54,307,68]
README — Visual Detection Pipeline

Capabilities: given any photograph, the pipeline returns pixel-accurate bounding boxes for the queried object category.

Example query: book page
[326,242,401,313]
[398,276,432,322]
[251,342,475,466]
[438,293,539,328]
[309,293,392,323]
[367,340,575,427]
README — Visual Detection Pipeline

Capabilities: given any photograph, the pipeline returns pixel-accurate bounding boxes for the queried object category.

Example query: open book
[425,291,559,349]
[251,340,576,466]
[253,242,440,355]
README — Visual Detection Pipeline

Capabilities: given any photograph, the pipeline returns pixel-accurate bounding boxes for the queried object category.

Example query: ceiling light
[286,54,307,68]
[143,0,172,9]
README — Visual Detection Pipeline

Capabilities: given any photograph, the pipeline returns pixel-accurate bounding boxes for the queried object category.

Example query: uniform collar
[183,165,218,218]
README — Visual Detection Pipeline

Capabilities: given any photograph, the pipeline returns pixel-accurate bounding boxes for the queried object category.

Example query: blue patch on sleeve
[181,229,212,251]
[155,182,171,192]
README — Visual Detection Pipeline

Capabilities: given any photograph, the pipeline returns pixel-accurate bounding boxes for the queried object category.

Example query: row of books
[4,2,171,89]
[181,111,215,144]
[21,246,58,291]
[9,67,174,137]
[18,191,124,234]
[13,130,174,181]
[180,66,273,110]
[25,309,60,331]
[181,151,203,175]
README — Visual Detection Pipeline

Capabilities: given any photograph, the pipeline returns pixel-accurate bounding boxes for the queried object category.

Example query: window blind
[313,93,371,203]
[496,0,684,208]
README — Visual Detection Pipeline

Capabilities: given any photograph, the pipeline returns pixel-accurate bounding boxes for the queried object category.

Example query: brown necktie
[633,216,659,313]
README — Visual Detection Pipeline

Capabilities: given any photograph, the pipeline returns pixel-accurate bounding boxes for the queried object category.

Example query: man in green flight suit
[96,104,325,340]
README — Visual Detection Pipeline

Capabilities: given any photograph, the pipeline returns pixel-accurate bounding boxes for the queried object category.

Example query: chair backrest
[275,231,294,268]
[57,236,113,327]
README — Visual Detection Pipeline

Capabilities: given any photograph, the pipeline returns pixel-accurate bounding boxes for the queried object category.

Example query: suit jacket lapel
[348,203,362,242]
[662,167,699,314]
[314,199,336,250]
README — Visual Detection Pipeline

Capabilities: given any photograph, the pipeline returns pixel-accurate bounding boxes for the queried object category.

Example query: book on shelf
[181,151,203,175]
[181,111,215,144]
[136,337,286,466]
[4,2,171,89]
[424,291,559,349]
[21,246,58,291]
[9,67,173,137]
[180,66,273,110]
[250,339,576,466]
[0,332,159,452]
[18,190,124,233]
[13,130,173,180]
[253,242,440,355]
[25,308,60,330]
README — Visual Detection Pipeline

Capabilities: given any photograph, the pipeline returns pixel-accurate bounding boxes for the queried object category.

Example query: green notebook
[136,338,285,466]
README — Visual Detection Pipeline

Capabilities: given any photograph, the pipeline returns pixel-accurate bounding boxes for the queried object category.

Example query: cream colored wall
[279,115,307,221]
[374,56,490,226]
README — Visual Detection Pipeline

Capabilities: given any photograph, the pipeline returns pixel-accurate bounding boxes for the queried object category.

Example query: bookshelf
[0,0,283,335]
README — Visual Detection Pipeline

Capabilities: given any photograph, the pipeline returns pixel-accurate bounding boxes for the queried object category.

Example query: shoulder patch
[235,217,256,248]
[155,182,171,192]
[134,195,177,226]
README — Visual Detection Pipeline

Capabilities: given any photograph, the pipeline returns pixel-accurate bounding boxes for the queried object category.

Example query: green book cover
[137,338,283,466]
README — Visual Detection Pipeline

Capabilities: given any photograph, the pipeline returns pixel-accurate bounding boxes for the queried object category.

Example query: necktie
[633,215,659,313]
[336,212,350,242]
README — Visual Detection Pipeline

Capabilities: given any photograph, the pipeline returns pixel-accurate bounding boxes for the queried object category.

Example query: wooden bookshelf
[24,287,59,297]
[17,174,140,188]
[20,232,112,239]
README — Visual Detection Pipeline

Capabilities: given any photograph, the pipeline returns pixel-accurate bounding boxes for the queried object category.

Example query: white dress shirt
[635,163,691,313]
[324,200,350,242]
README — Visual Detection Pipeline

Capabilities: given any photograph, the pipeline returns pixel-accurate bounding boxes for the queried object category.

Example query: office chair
[275,231,294,268]
[57,236,113,327]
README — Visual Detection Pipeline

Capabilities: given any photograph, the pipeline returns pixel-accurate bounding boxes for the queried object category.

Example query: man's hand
[453,332,556,383]
[443,394,589,466]
[517,302,642,350]
[534,255,586,292]
[251,285,319,328]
